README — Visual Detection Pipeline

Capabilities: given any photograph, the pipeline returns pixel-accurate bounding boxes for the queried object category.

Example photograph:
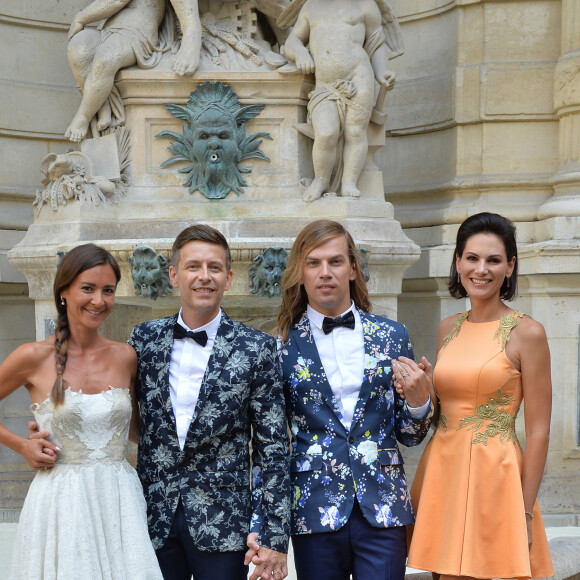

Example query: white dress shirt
[169,309,221,450]
[307,302,430,431]
[307,303,364,430]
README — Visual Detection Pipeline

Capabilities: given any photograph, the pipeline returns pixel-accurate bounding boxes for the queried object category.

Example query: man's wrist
[406,395,431,418]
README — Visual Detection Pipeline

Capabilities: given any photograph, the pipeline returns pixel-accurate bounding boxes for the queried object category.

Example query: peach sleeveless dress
[407,312,554,579]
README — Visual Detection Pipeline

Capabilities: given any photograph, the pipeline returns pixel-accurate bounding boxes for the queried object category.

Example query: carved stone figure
[156,81,271,199]
[65,0,202,143]
[196,1,292,69]
[275,0,403,201]
[129,246,173,300]
[56,250,67,269]
[359,247,370,282]
[34,129,130,212]
[249,246,288,297]
[64,1,292,143]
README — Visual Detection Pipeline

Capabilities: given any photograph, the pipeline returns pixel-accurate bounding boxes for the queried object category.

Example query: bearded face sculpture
[157,81,271,199]
[129,246,173,300]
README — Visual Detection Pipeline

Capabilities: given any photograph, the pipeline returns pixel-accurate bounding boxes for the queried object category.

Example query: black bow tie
[173,323,208,347]
[321,310,356,335]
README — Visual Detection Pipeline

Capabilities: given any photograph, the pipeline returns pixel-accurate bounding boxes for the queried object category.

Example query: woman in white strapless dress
[0,243,163,580]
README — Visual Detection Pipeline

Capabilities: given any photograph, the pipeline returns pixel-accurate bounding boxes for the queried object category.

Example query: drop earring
[60,297,65,306]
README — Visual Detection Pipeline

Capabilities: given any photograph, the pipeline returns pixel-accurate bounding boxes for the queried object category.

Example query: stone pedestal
[9,70,420,338]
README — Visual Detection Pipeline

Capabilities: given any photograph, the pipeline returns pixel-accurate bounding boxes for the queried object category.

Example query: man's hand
[245,532,261,566]
[26,421,59,470]
[392,356,432,408]
[246,535,288,580]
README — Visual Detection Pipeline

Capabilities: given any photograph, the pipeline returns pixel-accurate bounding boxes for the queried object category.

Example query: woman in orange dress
[393,212,554,580]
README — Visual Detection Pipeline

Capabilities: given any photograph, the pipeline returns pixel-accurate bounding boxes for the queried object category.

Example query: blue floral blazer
[278,309,432,535]
[129,312,291,553]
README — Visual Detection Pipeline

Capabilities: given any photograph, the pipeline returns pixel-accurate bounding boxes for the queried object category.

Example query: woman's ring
[402,372,409,377]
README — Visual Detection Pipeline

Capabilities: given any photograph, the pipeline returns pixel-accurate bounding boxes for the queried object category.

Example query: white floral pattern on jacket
[278,309,433,535]
[129,312,291,552]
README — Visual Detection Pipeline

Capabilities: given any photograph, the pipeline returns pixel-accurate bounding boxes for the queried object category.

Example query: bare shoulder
[0,339,55,393]
[438,312,465,335]
[436,312,466,351]
[512,314,548,346]
[11,339,54,366]
[106,340,137,363]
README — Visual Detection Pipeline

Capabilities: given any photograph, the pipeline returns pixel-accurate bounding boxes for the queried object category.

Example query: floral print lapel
[152,314,180,443]
[288,313,345,425]
[350,310,396,426]
[187,312,235,431]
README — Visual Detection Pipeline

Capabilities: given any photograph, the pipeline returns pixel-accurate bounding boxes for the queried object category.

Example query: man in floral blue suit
[274,220,433,580]
[129,225,290,580]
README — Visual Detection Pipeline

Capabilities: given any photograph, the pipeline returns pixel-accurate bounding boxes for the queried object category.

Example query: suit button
[349,436,354,444]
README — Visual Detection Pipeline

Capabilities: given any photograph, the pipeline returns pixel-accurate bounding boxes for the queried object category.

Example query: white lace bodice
[31,387,131,466]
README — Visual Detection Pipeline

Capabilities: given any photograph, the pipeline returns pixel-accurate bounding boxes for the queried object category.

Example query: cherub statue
[277,0,404,201]
[65,0,202,143]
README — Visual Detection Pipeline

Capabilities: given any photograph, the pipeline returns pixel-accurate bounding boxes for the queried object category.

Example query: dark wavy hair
[277,220,370,342]
[52,244,121,405]
[448,212,518,300]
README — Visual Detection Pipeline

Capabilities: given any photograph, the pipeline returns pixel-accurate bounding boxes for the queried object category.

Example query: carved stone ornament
[359,247,370,283]
[270,0,403,202]
[64,0,289,144]
[56,250,67,269]
[249,246,288,297]
[129,246,173,300]
[45,319,57,340]
[554,55,580,111]
[34,128,130,212]
[157,81,271,199]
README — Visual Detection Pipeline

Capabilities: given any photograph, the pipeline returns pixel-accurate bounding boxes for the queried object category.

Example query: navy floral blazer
[278,309,433,535]
[129,312,291,552]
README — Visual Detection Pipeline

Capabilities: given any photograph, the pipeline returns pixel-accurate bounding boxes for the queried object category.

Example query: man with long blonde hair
[273,219,432,579]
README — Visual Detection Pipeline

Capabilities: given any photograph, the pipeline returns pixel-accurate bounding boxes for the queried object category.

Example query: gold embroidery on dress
[457,388,519,445]
[437,411,447,431]
[493,311,524,351]
[442,312,469,349]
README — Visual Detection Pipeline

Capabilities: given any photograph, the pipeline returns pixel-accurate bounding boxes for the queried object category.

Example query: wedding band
[402,372,409,377]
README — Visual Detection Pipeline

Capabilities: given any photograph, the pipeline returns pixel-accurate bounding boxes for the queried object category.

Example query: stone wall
[0,0,578,524]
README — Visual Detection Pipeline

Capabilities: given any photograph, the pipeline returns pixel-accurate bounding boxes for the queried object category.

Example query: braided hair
[51,244,120,405]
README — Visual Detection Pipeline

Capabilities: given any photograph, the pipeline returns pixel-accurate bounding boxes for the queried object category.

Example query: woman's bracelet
[525,511,534,519]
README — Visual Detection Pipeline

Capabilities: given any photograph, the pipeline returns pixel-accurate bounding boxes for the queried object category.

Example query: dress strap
[442,311,470,349]
[494,311,525,351]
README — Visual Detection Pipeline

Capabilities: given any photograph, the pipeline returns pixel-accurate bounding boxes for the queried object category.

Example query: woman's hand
[392,356,433,408]
[26,420,59,470]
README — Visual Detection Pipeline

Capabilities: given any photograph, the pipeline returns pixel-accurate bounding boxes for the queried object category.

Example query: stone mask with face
[157,81,272,200]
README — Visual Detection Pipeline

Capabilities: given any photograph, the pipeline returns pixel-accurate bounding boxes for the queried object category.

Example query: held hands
[26,420,59,471]
[245,533,288,580]
[392,356,432,408]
